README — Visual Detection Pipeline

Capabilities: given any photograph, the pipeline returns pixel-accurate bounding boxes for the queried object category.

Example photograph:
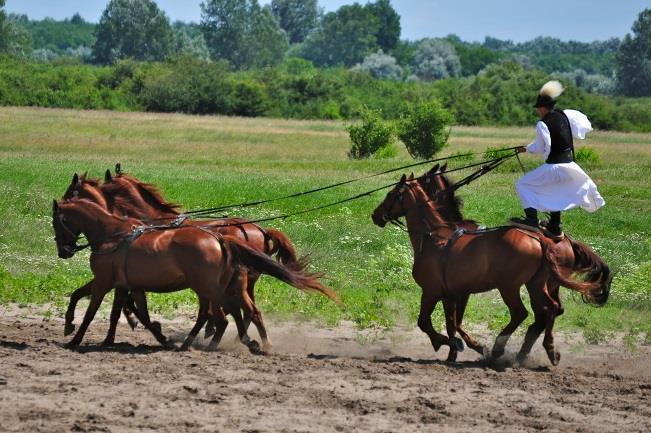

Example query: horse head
[52,199,81,259]
[62,173,108,210]
[372,173,426,227]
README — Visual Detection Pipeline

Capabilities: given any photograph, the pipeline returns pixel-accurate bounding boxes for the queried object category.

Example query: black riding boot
[510,207,539,230]
[542,211,563,237]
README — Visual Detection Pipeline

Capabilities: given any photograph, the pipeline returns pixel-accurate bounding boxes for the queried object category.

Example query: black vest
[542,110,574,164]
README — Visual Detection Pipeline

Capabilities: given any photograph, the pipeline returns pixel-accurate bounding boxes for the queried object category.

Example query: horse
[371,174,610,365]
[418,164,612,363]
[61,170,300,347]
[52,198,338,351]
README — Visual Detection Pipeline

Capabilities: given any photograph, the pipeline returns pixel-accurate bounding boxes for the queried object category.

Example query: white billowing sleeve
[526,121,551,159]
[563,109,593,139]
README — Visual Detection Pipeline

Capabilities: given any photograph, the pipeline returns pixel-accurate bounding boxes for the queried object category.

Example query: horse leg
[122,297,139,330]
[491,286,528,361]
[542,281,561,365]
[178,297,210,351]
[227,268,267,354]
[66,282,111,347]
[101,288,128,346]
[454,294,490,357]
[417,291,449,353]
[242,271,260,334]
[205,308,230,351]
[129,289,172,348]
[64,280,93,336]
[442,298,463,363]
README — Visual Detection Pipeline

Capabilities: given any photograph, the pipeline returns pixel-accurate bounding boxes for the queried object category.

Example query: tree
[367,0,400,52]
[0,0,10,52]
[410,38,461,80]
[93,0,173,64]
[397,100,453,159]
[351,50,403,81]
[616,9,651,96]
[299,4,379,67]
[201,0,288,69]
[270,0,320,44]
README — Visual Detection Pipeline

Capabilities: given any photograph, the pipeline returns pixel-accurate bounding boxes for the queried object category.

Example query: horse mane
[431,171,467,223]
[116,173,181,215]
[78,174,101,187]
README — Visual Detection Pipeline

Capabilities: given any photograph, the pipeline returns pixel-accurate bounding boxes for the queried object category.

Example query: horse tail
[224,237,340,304]
[265,228,300,267]
[542,236,611,306]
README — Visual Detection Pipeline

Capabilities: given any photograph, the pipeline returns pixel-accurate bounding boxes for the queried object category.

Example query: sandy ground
[0,306,649,433]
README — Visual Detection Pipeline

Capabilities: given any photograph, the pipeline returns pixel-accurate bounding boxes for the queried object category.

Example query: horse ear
[441,163,447,172]
[399,174,406,183]
[105,169,112,183]
[72,173,79,185]
[408,172,414,180]
[115,162,121,175]
[428,163,439,174]
[52,200,58,212]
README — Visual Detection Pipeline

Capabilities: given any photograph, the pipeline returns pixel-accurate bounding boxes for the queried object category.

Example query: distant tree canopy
[270,0,320,44]
[410,38,461,81]
[617,8,651,96]
[93,0,173,64]
[200,0,288,69]
[298,0,400,67]
[0,0,8,52]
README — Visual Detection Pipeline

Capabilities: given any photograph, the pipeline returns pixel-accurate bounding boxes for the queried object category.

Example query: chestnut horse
[62,170,300,347]
[418,164,612,363]
[372,174,610,365]
[52,198,338,350]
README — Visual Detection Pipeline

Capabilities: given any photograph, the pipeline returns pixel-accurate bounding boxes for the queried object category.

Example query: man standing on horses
[511,80,605,239]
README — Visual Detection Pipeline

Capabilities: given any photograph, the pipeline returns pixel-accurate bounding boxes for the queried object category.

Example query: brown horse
[62,170,299,347]
[52,198,338,350]
[372,174,610,365]
[418,164,612,363]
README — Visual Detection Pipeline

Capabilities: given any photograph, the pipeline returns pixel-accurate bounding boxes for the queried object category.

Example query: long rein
[67,150,517,252]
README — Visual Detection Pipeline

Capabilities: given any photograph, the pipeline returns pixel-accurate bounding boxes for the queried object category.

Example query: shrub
[397,99,453,159]
[575,146,601,166]
[346,106,395,159]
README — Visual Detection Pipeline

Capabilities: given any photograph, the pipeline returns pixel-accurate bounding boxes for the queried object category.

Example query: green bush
[346,106,395,159]
[397,99,453,159]
[575,146,601,166]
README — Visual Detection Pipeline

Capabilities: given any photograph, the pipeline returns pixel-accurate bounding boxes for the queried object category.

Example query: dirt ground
[0,306,649,433]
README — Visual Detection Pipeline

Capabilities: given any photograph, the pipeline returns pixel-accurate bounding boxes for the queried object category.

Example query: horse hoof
[491,348,504,361]
[64,340,80,349]
[515,353,528,365]
[127,319,139,330]
[101,339,114,347]
[248,340,263,355]
[64,323,75,336]
[450,337,464,352]
[547,350,561,366]
[151,321,162,333]
[445,350,458,363]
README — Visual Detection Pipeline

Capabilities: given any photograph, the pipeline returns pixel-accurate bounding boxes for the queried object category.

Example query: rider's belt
[546,149,573,164]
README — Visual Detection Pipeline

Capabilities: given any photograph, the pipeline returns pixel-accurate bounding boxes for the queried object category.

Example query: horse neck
[64,202,133,249]
[403,187,451,254]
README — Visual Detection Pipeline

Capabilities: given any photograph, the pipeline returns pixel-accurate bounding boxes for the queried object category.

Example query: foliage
[366,0,401,53]
[555,69,615,95]
[200,0,288,69]
[270,0,320,44]
[351,50,403,81]
[20,15,95,55]
[93,0,174,64]
[574,146,601,167]
[299,3,379,67]
[445,35,506,77]
[410,38,461,81]
[0,0,8,52]
[346,106,395,159]
[396,99,453,159]
[172,22,209,60]
[616,9,651,97]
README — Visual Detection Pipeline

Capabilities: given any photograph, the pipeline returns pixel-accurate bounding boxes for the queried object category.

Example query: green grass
[0,106,649,342]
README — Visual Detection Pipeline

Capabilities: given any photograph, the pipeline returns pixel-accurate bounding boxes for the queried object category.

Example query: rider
[511,80,605,239]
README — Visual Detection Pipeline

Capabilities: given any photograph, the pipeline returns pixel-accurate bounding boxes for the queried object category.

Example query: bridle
[54,210,89,255]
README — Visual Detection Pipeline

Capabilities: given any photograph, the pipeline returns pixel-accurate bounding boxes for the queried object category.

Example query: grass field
[1,106,649,344]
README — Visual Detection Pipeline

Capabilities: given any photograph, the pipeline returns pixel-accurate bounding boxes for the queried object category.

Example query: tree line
[0,0,649,120]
